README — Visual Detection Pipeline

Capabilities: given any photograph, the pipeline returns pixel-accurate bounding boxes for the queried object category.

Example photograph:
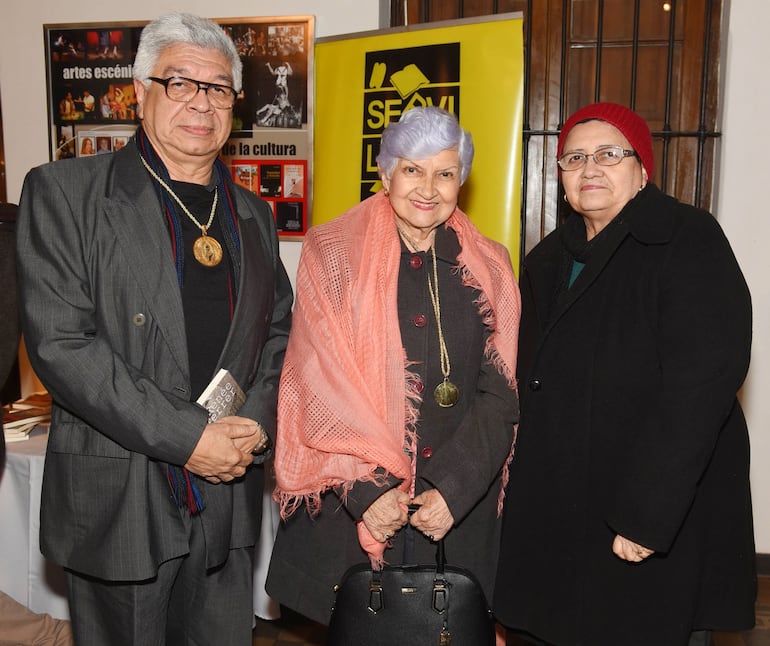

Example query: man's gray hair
[133,13,243,91]
[377,107,475,185]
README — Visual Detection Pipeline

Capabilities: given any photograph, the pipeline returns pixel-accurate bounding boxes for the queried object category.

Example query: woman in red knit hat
[494,102,756,645]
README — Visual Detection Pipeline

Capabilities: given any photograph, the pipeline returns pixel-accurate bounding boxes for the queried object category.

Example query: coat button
[528,379,542,391]
[413,314,427,328]
[420,446,433,459]
[409,255,423,269]
[132,313,146,326]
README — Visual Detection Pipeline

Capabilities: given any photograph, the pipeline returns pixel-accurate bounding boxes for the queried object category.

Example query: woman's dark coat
[494,185,756,645]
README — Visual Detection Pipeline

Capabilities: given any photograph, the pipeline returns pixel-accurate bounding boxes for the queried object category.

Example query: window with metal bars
[390,0,724,264]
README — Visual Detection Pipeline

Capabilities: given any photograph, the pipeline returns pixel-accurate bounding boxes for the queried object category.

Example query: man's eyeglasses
[557,145,637,172]
[147,76,237,110]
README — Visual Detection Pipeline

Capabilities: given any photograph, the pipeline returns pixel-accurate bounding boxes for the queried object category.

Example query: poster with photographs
[44,16,313,238]
[45,22,144,160]
[220,17,313,238]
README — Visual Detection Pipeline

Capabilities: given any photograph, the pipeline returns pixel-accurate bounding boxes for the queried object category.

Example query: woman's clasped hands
[362,487,456,543]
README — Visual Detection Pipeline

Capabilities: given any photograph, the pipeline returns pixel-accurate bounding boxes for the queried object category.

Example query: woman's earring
[563,194,568,203]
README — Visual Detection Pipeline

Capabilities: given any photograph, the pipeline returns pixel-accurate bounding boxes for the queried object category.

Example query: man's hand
[184,416,260,483]
[226,417,269,456]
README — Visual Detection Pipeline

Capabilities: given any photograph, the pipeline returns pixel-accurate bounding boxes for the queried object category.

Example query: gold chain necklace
[139,154,222,267]
[396,223,432,253]
[427,242,459,407]
[397,222,459,407]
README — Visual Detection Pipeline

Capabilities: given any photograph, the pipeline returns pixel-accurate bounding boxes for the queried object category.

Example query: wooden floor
[712,577,770,646]
[252,576,770,645]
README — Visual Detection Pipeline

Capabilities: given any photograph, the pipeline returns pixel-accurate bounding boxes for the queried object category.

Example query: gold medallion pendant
[138,155,223,267]
[434,379,459,407]
[193,233,223,267]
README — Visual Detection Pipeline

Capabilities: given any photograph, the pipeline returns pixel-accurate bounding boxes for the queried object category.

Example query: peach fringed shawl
[273,190,521,565]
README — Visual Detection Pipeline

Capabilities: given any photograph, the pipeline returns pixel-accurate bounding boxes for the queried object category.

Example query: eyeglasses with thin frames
[147,76,237,110]
[557,145,637,172]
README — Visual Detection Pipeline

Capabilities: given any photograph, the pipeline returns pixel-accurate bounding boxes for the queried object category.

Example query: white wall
[0,0,382,390]
[717,0,770,554]
[0,0,383,290]
[1,0,768,554]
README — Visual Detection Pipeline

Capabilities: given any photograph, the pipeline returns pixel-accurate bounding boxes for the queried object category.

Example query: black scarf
[545,210,630,324]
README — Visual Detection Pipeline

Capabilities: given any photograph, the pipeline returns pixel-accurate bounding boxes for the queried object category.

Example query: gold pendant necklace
[396,223,431,253]
[427,240,459,407]
[139,154,222,267]
[396,222,458,406]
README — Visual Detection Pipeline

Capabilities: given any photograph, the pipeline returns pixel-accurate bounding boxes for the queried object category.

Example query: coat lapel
[550,220,629,322]
[214,194,271,378]
[101,144,190,379]
[532,185,675,338]
[525,216,630,339]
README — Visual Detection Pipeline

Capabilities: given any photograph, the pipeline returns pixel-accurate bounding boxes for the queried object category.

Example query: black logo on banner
[360,43,460,199]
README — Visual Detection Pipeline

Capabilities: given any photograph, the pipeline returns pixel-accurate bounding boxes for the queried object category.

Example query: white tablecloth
[254,471,281,620]
[0,428,281,621]
[0,427,68,619]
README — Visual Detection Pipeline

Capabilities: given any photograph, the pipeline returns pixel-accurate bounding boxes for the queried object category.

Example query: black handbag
[327,539,495,645]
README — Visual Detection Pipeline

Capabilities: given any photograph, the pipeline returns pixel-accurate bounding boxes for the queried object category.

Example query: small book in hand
[197,369,246,422]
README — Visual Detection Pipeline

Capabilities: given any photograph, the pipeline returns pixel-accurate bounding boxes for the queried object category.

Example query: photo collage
[45,18,313,237]
[230,160,306,235]
[47,24,144,161]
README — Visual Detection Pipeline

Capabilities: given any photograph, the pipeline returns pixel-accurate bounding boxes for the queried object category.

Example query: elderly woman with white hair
[266,106,522,631]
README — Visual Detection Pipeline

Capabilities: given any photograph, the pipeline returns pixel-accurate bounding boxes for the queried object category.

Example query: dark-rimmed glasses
[557,145,637,172]
[147,76,237,110]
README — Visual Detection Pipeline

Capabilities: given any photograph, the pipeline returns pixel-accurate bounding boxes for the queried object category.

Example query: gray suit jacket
[16,142,293,580]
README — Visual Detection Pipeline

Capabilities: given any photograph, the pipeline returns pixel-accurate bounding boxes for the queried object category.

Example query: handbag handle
[366,544,450,616]
[435,538,447,573]
[363,504,450,615]
[432,541,449,614]
[408,505,450,614]
[408,502,448,574]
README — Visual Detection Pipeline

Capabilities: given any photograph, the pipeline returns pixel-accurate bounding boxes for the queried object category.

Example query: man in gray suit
[16,13,292,645]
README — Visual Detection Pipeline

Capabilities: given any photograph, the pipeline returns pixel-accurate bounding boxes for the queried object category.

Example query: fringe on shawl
[456,261,517,390]
[495,424,519,516]
[456,255,520,518]
[357,360,423,570]
[275,467,392,520]
[403,357,423,497]
[275,352,422,526]
[350,356,422,571]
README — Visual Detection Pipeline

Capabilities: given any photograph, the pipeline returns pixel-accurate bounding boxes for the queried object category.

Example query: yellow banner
[314,14,524,265]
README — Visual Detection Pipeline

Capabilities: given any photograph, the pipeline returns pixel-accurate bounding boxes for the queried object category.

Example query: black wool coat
[494,184,756,646]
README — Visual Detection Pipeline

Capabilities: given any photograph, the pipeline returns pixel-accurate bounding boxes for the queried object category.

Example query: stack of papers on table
[2,392,51,442]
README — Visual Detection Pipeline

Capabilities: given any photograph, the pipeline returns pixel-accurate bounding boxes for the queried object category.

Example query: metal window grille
[391,0,724,264]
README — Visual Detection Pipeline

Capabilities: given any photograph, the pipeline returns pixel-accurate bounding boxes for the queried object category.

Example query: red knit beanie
[557,102,655,178]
